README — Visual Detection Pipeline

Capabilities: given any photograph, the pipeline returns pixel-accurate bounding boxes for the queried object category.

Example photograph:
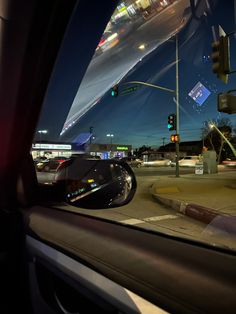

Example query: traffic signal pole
[111,35,180,177]
[175,35,180,178]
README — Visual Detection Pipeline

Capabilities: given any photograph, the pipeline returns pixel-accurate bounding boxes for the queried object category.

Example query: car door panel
[23,206,236,314]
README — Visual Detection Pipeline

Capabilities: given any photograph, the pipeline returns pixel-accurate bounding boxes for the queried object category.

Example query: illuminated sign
[116,146,129,151]
[87,179,94,183]
[188,82,211,106]
[118,6,126,12]
[117,3,126,12]
[32,144,72,150]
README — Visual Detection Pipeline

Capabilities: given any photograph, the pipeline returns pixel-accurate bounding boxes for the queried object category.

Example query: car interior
[0,0,236,313]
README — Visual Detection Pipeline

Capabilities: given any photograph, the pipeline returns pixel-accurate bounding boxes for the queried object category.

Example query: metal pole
[123,81,175,93]
[212,124,236,157]
[175,35,180,177]
[89,126,93,144]
[162,137,166,147]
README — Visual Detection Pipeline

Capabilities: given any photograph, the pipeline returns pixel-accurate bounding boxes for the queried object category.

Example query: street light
[38,130,48,145]
[208,122,236,157]
[38,130,48,134]
[106,133,114,144]
[138,44,146,50]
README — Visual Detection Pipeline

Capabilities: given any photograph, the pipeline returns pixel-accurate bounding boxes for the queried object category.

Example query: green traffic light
[111,90,115,96]
[168,124,171,129]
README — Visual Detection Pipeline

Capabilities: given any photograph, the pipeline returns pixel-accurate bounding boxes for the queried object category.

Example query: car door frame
[0,0,236,313]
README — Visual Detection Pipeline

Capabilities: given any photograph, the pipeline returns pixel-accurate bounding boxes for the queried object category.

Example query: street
[37,164,236,250]
[37,166,207,242]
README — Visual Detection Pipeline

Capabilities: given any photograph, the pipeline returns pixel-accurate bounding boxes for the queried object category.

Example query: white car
[222,158,236,167]
[143,158,171,167]
[172,156,199,167]
[126,158,144,168]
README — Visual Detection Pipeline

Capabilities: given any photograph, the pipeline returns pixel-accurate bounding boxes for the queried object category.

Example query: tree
[134,145,152,158]
[201,118,233,163]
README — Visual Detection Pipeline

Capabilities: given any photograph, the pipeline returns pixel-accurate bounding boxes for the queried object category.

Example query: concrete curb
[152,193,226,225]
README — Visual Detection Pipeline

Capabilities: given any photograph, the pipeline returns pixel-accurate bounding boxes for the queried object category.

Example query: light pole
[38,130,48,145]
[89,126,94,144]
[162,137,166,147]
[37,130,48,156]
[209,122,236,157]
[175,34,180,177]
[106,133,114,144]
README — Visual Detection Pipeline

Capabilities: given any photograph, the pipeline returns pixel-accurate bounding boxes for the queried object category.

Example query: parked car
[222,157,236,167]
[171,155,199,167]
[36,156,68,172]
[143,157,171,167]
[126,158,144,168]
[33,156,47,164]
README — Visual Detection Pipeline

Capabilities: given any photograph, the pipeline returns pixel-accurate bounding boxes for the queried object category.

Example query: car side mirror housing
[53,158,137,209]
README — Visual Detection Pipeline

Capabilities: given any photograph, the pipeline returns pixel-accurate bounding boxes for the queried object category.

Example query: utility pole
[113,35,180,177]
[175,35,180,178]
[89,126,94,144]
[162,137,166,147]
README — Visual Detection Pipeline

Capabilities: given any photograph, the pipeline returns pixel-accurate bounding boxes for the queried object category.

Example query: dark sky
[38,0,236,148]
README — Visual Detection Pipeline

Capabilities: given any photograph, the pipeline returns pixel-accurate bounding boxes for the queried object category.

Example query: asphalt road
[37,167,208,243]
[133,165,194,176]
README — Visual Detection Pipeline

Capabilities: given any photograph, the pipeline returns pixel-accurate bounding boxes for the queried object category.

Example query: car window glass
[33,0,236,253]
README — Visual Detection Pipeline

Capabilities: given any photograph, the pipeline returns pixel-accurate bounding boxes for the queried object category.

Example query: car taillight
[98,38,105,46]
[57,159,66,163]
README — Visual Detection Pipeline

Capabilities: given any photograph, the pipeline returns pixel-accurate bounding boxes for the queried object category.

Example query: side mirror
[54,158,137,209]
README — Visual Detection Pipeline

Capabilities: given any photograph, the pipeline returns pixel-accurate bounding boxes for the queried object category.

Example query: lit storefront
[87,144,132,159]
[32,142,132,160]
[32,143,77,159]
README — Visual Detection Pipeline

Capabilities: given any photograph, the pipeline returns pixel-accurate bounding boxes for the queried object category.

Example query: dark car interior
[0,0,236,313]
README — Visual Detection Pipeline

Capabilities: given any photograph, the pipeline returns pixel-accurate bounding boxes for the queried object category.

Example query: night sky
[38,0,236,148]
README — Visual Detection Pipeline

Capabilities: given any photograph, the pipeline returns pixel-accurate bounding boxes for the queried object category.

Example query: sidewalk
[150,171,236,225]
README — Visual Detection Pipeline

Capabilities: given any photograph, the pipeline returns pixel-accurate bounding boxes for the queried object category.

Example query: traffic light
[218,91,236,114]
[211,35,230,83]
[111,84,119,97]
[167,114,176,131]
[170,134,179,143]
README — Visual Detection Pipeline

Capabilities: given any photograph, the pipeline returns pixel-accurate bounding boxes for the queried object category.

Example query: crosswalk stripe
[144,215,178,222]
[120,215,178,225]
[120,218,144,225]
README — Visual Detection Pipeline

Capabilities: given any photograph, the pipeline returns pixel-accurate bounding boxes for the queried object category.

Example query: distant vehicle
[143,157,171,167]
[126,158,144,168]
[160,0,169,7]
[171,156,199,167]
[95,31,119,55]
[36,156,68,172]
[222,157,236,167]
[33,156,47,164]
[71,153,101,160]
